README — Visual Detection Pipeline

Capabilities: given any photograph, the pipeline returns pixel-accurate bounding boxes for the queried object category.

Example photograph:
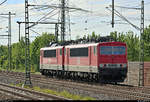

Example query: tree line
[0,33,55,72]
[0,25,150,72]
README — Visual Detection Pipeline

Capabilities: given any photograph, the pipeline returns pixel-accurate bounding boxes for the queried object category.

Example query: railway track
[1,71,150,100]
[0,82,69,100]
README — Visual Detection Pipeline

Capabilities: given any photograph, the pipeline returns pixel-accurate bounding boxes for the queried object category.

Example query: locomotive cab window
[100,46,125,55]
[70,47,88,57]
[40,51,43,56]
[64,49,66,55]
[60,49,62,56]
[94,46,97,55]
[113,46,126,55]
[100,46,112,55]
[44,50,56,57]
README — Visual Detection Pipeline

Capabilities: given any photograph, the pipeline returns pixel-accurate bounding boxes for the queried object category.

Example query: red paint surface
[98,42,127,65]
[40,47,65,66]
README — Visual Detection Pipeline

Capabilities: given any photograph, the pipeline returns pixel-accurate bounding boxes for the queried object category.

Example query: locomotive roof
[99,42,126,45]
[65,42,126,48]
[65,43,99,48]
[40,46,64,50]
[40,42,126,50]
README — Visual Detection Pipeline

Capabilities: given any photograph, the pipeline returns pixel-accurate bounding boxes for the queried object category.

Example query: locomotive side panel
[90,46,98,67]
[41,49,58,70]
[88,46,99,73]
[64,44,99,73]
[64,48,69,70]
[65,47,91,72]
[40,46,64,71]
[40,50,44,70]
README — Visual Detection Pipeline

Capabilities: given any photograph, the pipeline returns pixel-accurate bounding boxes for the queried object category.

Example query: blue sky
[0,0,150,45]
[6,0,24,4]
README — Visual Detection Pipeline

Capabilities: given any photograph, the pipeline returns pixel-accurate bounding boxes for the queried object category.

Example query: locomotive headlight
[123,64,127,68]
[100,64,103,68]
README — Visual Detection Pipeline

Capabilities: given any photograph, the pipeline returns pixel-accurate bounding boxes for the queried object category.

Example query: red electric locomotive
[40,42,127,83]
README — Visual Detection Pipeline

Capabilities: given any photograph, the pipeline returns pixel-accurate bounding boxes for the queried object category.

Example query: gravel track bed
[0,71,126,100]
[0,92,18,100]
[0,71,149,100]
[0,83,68,100]
[0,76,121,100]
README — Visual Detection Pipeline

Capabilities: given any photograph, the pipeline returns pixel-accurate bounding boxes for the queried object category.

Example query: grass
[0,68,6,71]
[33,72,41,74]
[0,67,39,74]
[11,83,96,100]
[31,86,96,100]
[0,67,25,73]
[0,67,42,75]
[12,69,25,73]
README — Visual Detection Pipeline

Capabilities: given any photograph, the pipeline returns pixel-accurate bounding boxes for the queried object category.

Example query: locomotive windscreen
[44,50,56,57]
[100,46,125,55]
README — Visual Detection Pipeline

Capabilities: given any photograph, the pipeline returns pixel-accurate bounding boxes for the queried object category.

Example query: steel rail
[0,83,69,100]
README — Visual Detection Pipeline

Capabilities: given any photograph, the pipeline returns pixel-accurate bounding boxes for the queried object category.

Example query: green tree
[110,31,118,41]
[30,33,55,72]
[11,37,26,70]
[110,31,140,61]
[0,45,8,69]
[143,25,150,61]
[125,31,140,61]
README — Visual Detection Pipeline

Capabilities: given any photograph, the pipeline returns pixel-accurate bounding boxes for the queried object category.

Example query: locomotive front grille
[100,64,127,68]
[108,64,117,67]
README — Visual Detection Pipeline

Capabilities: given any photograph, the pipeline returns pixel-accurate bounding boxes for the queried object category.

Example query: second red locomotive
[40,42,128,83]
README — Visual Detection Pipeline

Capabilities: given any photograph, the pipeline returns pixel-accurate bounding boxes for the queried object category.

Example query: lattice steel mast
[139,0,144,87]
[24,0,32,87]
[112,0,114,28]
[0,12,15,71]
[8,12,11,71]
[61,0,66,42]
